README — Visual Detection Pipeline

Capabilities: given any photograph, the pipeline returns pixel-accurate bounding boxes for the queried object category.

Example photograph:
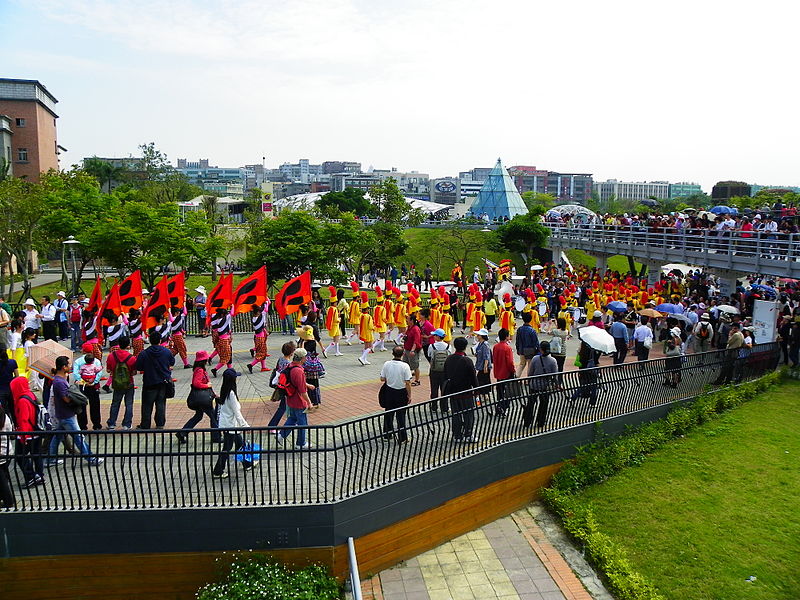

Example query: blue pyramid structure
[470,158,529,221]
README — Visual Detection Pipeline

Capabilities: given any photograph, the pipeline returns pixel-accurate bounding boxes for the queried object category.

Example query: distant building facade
[0,79,63,182]
[711,181,752,200]
[668,182,703,198]
[594,180,670,202]
[1,115,13,177]
[509,165,593,203]
[322,161,361,174]
[430,178,460,205]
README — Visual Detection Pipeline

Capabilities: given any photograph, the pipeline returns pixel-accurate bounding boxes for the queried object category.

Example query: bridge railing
[547,224,798,268]
[2,343,779,512]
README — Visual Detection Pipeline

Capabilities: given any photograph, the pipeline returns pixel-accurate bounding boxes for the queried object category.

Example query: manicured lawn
[565,249,642,274]
[579,380,800,600]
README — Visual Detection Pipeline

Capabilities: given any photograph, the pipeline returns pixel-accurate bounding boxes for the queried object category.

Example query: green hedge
[197,553,341,600]
[542,370,783,600]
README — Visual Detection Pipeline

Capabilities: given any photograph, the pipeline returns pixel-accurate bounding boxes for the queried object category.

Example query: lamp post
[62,236,81,297]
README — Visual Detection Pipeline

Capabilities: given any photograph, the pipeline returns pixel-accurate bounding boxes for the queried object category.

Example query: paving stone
[470,583,497,598]
[381,569,403,582]
[435,551,459,565]
[505,568,534,582]
[533,578,560,593]
[440,562,463,576]
[492,581,520,597]
[540,592,566,600]
[464,572,490,587]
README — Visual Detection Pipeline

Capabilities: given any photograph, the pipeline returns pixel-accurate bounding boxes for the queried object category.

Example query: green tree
[439,220,493,278]
[521,191,555,211]
[493,211,550,265]
[83,157,127,193]
[369,178,425,225]
[317,187,371,217]
[0,176,46,298]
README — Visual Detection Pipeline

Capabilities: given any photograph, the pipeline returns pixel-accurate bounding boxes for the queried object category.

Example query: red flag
[118,270,143,312]
[206,273,234,327]
[143,275,171,331]
[86,277,103,315]
[233,266,268,315]
[99,282,123,328]
[275,271,312,319]
[167,271,186,309]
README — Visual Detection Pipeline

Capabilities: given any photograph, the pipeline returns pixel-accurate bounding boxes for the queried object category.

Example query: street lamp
[62,236,81,297]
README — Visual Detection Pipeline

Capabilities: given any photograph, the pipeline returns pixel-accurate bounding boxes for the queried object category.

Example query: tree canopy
[492,210,550,264]
[316,187,371,217]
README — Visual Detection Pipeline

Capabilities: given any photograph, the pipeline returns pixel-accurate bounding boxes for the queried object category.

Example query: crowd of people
[0,254,791,507]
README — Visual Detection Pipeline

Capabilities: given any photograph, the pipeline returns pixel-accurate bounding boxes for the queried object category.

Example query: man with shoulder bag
[515,312,540,377]
[135,331,175,429]
[443,337,479,443]
[523,341,558,430]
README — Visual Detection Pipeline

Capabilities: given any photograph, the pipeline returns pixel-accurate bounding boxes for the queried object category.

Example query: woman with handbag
[212,369,255,478]
[176,351,221,444]
[266,341,296,433]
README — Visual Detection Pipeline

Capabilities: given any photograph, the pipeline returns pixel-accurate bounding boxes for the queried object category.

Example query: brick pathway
[365,507,595,600]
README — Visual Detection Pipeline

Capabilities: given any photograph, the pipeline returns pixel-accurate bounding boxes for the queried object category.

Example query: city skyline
[3,0,799,191]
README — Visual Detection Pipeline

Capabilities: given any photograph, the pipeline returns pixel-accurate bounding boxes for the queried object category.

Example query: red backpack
[70,306,81,323]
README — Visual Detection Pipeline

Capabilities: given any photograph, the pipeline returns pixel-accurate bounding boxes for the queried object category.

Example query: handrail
[1,343,780,512]
[347,537,363,600]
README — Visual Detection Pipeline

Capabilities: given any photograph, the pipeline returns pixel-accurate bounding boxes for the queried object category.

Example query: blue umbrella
[655,303,683,315]
[710,205,734,214]
[750,284,777,298]
[607,301,627,312]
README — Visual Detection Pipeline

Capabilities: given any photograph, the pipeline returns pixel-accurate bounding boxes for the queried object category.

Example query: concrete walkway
[358,507,598,600]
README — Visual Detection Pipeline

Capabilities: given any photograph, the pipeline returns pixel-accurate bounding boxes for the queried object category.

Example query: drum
[538,301,547,316]
[514,297,526,312]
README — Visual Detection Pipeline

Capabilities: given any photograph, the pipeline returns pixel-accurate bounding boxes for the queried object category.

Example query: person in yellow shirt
[464,284,477,335]
[323,285,344,356]
[498,293,515,338]
[393,286,408,345]
[345,281,361,345]
[429,289,442,330]
[373,286,387,352]
[439,294,454,342]
[483,292,498,332]
[383,287,395,341]
[470,289,486,346]
[357,292,374,365]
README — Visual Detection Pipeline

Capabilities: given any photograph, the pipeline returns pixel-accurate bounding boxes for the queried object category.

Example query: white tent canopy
[545,204,601,224]
[275,191,452,216]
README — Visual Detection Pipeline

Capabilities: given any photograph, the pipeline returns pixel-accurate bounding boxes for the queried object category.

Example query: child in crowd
[302,339,324,409]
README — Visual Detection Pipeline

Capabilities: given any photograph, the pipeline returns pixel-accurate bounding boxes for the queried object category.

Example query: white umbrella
[717,305,740,314]
[668,313,692,325]
[530,265,544,271]
[577,326,616,354]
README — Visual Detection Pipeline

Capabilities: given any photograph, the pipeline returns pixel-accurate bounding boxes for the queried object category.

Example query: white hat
[700,313,710,320]
[195,286,207,294]
[81,299,90,305]
[142,288,150,295]
[670,327,682,337]
[23,298,35,306]
[475,328,489,337]
[57,291,66,297]
[593,310,603,318]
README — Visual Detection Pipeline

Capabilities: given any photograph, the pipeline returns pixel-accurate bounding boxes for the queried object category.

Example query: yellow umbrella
[638,308,663,318]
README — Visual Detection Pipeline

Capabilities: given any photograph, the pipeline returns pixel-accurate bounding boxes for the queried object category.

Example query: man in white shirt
[633,317,654,365]
[693,314,714,354]
[22,299,40,332]
[379,346,413,443]
[54,291,70,341]
[39,295,58,341]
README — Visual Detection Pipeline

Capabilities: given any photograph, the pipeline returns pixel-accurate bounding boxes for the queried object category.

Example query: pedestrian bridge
[546,224,800,280]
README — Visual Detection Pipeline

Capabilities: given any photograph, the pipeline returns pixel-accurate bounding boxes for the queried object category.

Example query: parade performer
[372,286,388,352]
[357,291,374,365]
[169,306,191,368]
[439,291,454,342]
[464,284,477,334]
[128,308,145,357]
[499,293,516,338]
[323,286,344,357]
[383,286,395,343]
[345,281,361,345]
[470,289,486,342]
[211,308,233,377]
[429,289,442,330]
[246,304,271,373]
[393,286,408,344]
[207,309,223,361]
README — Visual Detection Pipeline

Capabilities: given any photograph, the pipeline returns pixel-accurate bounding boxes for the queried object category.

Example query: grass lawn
[565,249,643,274]
[579,380,800,600]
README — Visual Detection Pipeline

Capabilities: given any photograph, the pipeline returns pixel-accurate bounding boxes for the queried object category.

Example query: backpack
[111,352,133,391]
[697,323,711,340]
[70,306,81,323]
[549,334,563,355]
[277,365,300,397]
[24,394,49,432]
[430,345,449,373]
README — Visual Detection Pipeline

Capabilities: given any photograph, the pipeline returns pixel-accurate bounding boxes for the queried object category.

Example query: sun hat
[23,298,35,306]
[700,313,710,320]
[81,342,95,353]
[142,289,150,295]
[57,291,66,297]
[670,327,682,337]
[593,310,603,318]
[475,328,489,337]
[195,286,207,295]
[195,350,209,362]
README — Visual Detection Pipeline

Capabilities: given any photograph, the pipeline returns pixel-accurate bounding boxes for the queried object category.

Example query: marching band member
[357,291,374,365]
[372,286,388,352]
[345,281,361,345]
[211,308,233,377]
[169,306,191,368]
[323,286,344,357]
[246,304,271,373]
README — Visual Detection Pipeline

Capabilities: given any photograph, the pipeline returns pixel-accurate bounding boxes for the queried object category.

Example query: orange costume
[358,292,374,343]
[325,285,340,338]
[499,293,515,337]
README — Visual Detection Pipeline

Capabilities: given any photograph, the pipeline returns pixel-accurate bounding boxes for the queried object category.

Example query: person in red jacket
[106,336,137,430]
[11,376,44,488]
[492,328,516,417]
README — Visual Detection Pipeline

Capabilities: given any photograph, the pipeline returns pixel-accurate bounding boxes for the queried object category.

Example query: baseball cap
[593,310,603,318]
[432,328,445,338]
[81,342,94,353]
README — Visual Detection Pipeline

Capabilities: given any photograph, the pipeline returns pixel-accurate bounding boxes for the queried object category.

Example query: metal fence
[547,223,800,277]
[1,343,779,512]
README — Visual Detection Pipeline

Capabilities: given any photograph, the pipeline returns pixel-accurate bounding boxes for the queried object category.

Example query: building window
[17,148,28,161]
[15,118,26,127]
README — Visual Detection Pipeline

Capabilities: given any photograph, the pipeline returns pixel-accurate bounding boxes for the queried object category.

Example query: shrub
[197,554,341,600]
[543,370,783,600]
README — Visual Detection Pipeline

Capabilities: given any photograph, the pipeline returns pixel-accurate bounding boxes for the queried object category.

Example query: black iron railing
[1,343,779,512]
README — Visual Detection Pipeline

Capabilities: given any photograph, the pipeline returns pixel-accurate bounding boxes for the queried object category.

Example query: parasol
[26,339,71,379]
[655,303,683,315]
[716,304,740,314]
[667,313,691,325]
[530,265,544,271]
[638,308,663,318]
[577,326,616,354]
[607,301,627,312]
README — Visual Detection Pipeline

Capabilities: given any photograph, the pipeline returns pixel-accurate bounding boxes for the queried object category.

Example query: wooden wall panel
[1,461,562,599]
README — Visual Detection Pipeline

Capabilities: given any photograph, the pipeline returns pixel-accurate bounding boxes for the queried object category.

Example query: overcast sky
[3,0,798,191]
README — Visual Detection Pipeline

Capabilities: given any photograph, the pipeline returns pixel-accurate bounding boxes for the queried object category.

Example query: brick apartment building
[0,78,63,182]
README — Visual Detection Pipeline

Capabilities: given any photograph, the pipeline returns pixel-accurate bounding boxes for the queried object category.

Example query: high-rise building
[509,166,593,203]
[593,180,670,202]
[0,79,64,182]
[322,161,361,174]
[711,181,752,200]
[668,182,703,199]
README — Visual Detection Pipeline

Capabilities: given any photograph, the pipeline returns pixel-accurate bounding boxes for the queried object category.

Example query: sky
[2,0,799,191]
